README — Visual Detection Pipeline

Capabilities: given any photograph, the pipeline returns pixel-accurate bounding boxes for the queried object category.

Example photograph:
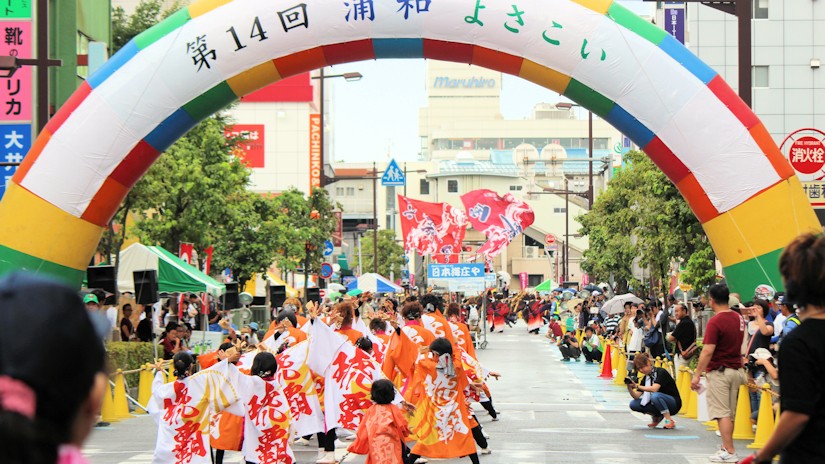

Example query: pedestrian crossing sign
[381,159,406,186]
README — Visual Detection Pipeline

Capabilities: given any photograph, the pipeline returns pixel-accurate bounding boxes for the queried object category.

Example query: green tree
[357,229,407,278]
[112,0,182,53]
[577,150,714,293]
[269,187,340,274]
[208,191,283,286]
[129,116,251,256]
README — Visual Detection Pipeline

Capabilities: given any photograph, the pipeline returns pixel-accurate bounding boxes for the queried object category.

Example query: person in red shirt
[691,284,746,463]
[546,315,564,342]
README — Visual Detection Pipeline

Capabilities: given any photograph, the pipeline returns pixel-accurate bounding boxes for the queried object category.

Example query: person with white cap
[747,348,779,424]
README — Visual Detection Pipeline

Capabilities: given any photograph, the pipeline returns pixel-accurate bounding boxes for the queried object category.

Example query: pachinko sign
[781,129,825,207]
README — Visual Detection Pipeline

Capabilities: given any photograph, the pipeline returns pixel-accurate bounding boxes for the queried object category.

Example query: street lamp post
[556,102,594,208]
[312,69,363,188]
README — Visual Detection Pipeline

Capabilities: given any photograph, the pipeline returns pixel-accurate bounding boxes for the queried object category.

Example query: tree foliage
[112,0,182,53]
[357,229,407,278]
[578,150,714,294]
[268,187,341,275]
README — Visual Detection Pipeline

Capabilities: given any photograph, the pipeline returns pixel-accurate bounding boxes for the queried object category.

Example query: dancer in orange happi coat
[446,302,477,359]
[391,334,483,463]
[347,379,411,464]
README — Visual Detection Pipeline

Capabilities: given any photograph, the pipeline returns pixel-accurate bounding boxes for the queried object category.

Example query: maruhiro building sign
[433,76,497,89]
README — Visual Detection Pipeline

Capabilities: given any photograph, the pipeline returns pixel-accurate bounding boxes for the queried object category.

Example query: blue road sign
[323,240,334,256]
[0,124,32,201]
[428,263,485,279]
[381,159,405,186]
[320,262,334,279]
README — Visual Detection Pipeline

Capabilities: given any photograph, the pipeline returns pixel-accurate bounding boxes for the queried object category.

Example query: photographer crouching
[625,352,682,429]
[558,330,582,362]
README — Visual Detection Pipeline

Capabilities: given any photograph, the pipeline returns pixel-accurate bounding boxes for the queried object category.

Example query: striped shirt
[604,315,621,335]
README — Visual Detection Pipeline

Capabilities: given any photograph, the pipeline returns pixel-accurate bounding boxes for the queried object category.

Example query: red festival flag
[203,246,214,275]
[179,243,194,265]
[397,195,466,259]
[460,189,535,258]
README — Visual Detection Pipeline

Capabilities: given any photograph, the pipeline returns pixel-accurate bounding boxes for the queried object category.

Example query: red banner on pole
[460,189,535,258]
[179,243,194,265]
[397,195,466,262]
[203,246,214,275]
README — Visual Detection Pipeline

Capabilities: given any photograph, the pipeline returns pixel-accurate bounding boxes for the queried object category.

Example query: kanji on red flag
[203,246,214,275]
[460,189,535,258]
[397,195,466,259]
[179,243,194,265]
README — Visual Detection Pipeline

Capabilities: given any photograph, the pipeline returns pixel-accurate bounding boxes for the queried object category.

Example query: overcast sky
[330,1,653,164]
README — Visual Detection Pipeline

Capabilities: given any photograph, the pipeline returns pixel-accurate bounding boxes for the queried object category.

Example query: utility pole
[587,110,594,208]
[372,162,378,274]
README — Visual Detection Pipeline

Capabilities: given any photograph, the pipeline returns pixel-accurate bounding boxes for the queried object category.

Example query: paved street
[85,323,737,463]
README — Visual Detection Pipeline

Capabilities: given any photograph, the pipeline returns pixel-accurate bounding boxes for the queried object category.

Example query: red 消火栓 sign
[309,114,321,189]
[789,136,825,175]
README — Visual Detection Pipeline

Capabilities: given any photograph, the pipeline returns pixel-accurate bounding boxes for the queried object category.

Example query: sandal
[647,415,664,428]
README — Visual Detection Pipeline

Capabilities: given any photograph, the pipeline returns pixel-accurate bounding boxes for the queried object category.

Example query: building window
[346,187,355,196]
[447,180,459,193]
[753,0,768,19]
[335,187,344,196]
[528,274,543,287]
[509,185,523,191]
[753,66,769,88]
[420,179,430,195]
[554,207,566,213]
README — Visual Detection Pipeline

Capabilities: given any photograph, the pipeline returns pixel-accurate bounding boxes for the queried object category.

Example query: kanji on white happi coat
[148,360,243,464]
[307,320,383,431]
[234,372,295,464]
[274,340,324,436]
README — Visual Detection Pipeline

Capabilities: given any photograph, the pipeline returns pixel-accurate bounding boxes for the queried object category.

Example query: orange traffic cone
[732,384,755,440]
[598,343,614,379]
[748,384,775,449]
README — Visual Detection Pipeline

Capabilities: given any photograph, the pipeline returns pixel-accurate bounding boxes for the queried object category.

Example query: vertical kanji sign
[0,5,34,200]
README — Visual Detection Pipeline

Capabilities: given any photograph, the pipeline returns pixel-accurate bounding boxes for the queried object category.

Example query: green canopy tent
[116,243,225,296]
[534,278,559,293]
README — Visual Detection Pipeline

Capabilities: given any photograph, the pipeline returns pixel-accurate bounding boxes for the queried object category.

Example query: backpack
[644,326,660,348]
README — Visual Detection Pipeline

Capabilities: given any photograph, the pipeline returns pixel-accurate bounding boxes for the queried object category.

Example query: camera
[623,377,634,385]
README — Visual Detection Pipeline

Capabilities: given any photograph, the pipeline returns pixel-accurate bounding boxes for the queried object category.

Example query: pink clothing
[58,445,90,464]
